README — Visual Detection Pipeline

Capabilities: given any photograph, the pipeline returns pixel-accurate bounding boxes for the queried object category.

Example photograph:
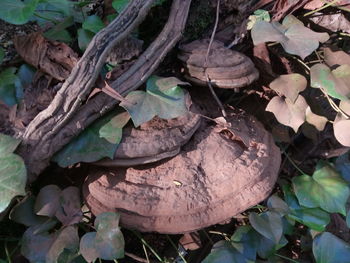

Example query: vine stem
[304,0,340,17]
[282,149,306,175]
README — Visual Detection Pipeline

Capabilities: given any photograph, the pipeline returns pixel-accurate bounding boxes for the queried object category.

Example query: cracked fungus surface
[178,39,259,89]
[84,112,281,233]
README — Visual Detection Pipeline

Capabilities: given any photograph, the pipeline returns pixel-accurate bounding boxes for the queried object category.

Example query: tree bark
[18,0,192,182]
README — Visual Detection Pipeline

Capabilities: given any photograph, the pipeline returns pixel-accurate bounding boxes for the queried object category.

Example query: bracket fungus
[178,39,259,90]
[84,111,281,234]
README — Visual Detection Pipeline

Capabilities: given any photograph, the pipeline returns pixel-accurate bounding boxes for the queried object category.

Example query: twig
[204,0,227,117]
[304,0,340,17]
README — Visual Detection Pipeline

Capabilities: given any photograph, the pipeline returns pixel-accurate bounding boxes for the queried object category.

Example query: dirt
[83,109,281,234]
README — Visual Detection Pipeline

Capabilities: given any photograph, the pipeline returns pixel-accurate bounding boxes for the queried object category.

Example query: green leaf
[346,210,350,228]
[53,111,122,167]
[202,240,254,263]
[121,76,188,127]
[230,226,258,261]
[99,111,130,144]
[15,64,35,100]
[82,15,105,34]
[247,9,270,30]
[38,0,72,16]
[0,0,40,25]
[112,0,129,13]
[34,185,61,217]
[46,226,79,263]
[269,74,307,103]
[77,28,94,51]
[0,47,4,64]
[9,196,48,226]
[94,212,125,260]
[256,233,288,259]
[0,67,20,106]
[310,63,350,100]
[251,15,329,59]
[0,134,26,212]
[267,195,289,216]
[335,152,350,183]
[55,186,82,226]
[292,162,350,215]
[80,232,99,263]
[44,16,74,43]
[249,211,283,244]
[313,232,350,263]
[0,133,21,156]
[21,225,57,263]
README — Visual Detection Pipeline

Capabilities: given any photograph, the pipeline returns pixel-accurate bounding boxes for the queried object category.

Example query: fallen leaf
[310,13,350,34]
[13,33,78,81]
[310,63,350,100]
[266,95,308,132]
[269,74,307,103]
[252,15,329,59]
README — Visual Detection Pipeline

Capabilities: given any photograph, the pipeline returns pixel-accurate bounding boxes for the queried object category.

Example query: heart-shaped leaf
[80,232,99,263]
[230,225,258,261]
[202,240,251,263]
[34,185,61,217]
[82,15,105,34]
[0,67,20,106]
[334,119,350,146]
[335,152,350,183]
[112,0,129,13]
[305,106,328,131]
[249,211,283,244]
[313,232,350,263]
[324,47,350,67]
[10,196,48,226]
[55,187,82,226]
[269,74,307,103]
[77,28,95,51]
[311,63,350,100]
[53,110,122,167]
[121,76,189,127]
[282,184,330,231]
[46,226,79,263]
[292,162,350,215]
[256,233,288,259]
[252,15,329,59]
[99,111,130,144]
[267,195,290,216]
[0,0,40,25]
[0,134,26,213]
[266,95,308,132]
[94,212,124,260]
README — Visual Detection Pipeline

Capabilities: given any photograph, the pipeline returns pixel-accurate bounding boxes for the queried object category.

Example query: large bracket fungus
[84,111,281,234]
[178,39,259,90]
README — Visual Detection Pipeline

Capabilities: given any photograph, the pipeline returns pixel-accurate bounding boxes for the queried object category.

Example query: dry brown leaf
[270,74,307,103]
[324,47,350,68]
[309,13,350,34]
[13,33,78,81]
[305,0,350,9]
[266,95,308,132]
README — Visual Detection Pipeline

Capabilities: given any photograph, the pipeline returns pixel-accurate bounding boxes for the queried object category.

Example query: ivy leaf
[34,185,61,217]
[55,187,82,226]
[310,63,350,100]
[46,226,79,263]
[9,196,48,226]
[335,152,350,183]
[267,195,290,216]
[99,111,130,144]
[346,210,350,228]
[44,16,74,43]
[0,47,4,64]
[292,162,350,215]
[0,133,26,213]
[53,111,121,167]
[251,15,329,59]
[230,226,258,261]
[305,106,328,131]
[249,211,283,244]
[313,232,350,263]
[15,64,35,100]
[282,184,330,231]
[269,74,307,103]
[0,0,40,25]
[121,76,188,127]
[266,95,308,132]
[0,67,20,106]
[94,212,125,260]
[80,232,99,263]
[256,233,288,259]
[21,225,57,263]
[324,47,350,68]
[202,240,252,263]
[247,9,270,30]
[112,0,129,13]
[82,15,105,34]
[77,28,94,51]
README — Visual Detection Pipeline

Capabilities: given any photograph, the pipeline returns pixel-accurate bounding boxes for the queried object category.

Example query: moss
[184,0,214,41]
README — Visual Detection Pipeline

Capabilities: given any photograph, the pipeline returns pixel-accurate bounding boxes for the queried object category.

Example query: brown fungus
[178,39,259,89]
[84,112,280,234]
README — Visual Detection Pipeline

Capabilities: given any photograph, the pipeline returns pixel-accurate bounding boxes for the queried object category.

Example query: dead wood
[18,0,192,181]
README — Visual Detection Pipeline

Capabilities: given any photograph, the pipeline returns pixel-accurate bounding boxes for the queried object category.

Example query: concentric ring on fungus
[178,39,259,89]
[94,108,202,167]
[84,112,281,234]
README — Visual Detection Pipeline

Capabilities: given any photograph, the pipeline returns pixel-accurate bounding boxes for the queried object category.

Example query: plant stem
[166,235,187,263]
[304,0,340,17]
[282,149,306,175]
[131,230,164,262]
